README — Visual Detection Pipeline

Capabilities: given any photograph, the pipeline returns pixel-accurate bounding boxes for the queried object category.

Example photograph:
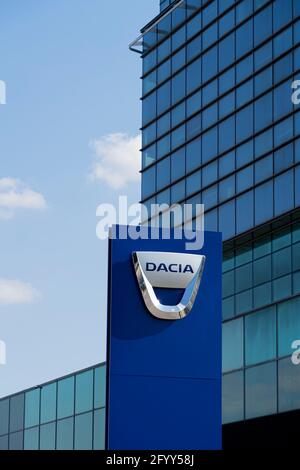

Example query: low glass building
[0,363,106,450]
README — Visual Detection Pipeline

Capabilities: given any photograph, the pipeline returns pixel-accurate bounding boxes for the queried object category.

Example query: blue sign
[106,227,222,450]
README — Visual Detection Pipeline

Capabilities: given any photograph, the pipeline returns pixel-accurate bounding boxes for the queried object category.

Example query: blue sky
[0,0,157,397]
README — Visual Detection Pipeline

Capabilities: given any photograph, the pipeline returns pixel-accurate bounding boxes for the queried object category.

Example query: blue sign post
[106,227,222,450]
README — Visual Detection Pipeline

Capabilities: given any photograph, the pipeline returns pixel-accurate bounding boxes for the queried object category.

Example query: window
[171,70,185,105]
[41,383,56,424]
[25,389,40,428]
[253,255,271,285]
[255,67,272,95]
[236,262,252,293]
[254,6,272,46]
[274,144,293,173]
[223,270,234,298]
[171,180,185,204]
[236,80,253,107]
[187,90,201,117]
[186,137,201,172]
[237,166,253,193]
[223,371,244,424]
[219,151,235,178]
[274,54,293,84]
[223,319,244,372]
[186,170,201,197]
[274,81,293,120]
[142,166,156,200]
[237,0,253,23]
[157,113,170,139]
[202,161,217,186]
[94,365,106,410]
[278,357,300,413]
[219,92,235,119]
[172,102,185,127]
[171,148,185,182]
[236,191,254,233]
[142,91,156,125]
[202,79,218,106]
[274,171,294,216]
[245,362,277,419]
[255,129,273,158]
[245,307,276,366]
[24,427,39,450]
[157,157,170,191]
[57,417,74,450]
[219,10,235,37]
[157,81,171,115]
[219,34,235,71]
[157,135,170,159]
[75,370,93,415]
[255,181,273,225]
[157,59,171,83]
[0,435,8,451]
[219,68,235,94]
[187,35,202,61]
[187,58,201,94]
[0,399,9,436]
[202,46,218,82]
[219,176,235,203]
[202,127,218,163]
[255,93,273,132]
[94,409,105,450]
[203,23,217,49]
[187,11,201,39]
[143,70,156,95]
[203,104,217,129]
[236,19,253,59]
[142,122,156,147]
[273,0,292,32]
[142,144,156,169]
[219,116,235,153]
[219,200,236,240]
[186,113,201,140]
[40,422,56,450]
[10,394,24,433]
[237,55,253,83]
[255,42,272,71]
[236,140,253,168]
[202,184,218,209]
[203,0,217,26]
[57,376,74,419]
[172,26,185,52]
[75,412,93,450]
[236,105,253,143]
[9,431,23,450]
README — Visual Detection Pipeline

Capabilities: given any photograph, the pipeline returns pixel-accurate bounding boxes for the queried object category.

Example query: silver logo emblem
[132,251,206,320]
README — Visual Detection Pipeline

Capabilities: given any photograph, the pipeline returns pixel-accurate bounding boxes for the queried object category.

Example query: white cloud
[89,133,141,190]
[0,178,46,217]
[0,279,40,304]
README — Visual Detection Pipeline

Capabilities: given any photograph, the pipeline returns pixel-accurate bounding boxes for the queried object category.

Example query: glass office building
[0,363,105,450]
[131,0,300,443]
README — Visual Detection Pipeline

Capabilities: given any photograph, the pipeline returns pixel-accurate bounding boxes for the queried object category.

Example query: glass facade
[140,0,300,427]
[0,363,106,450]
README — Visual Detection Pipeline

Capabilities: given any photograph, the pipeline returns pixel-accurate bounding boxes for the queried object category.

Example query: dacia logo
[133,251,205,321]
[146,263,194,274]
